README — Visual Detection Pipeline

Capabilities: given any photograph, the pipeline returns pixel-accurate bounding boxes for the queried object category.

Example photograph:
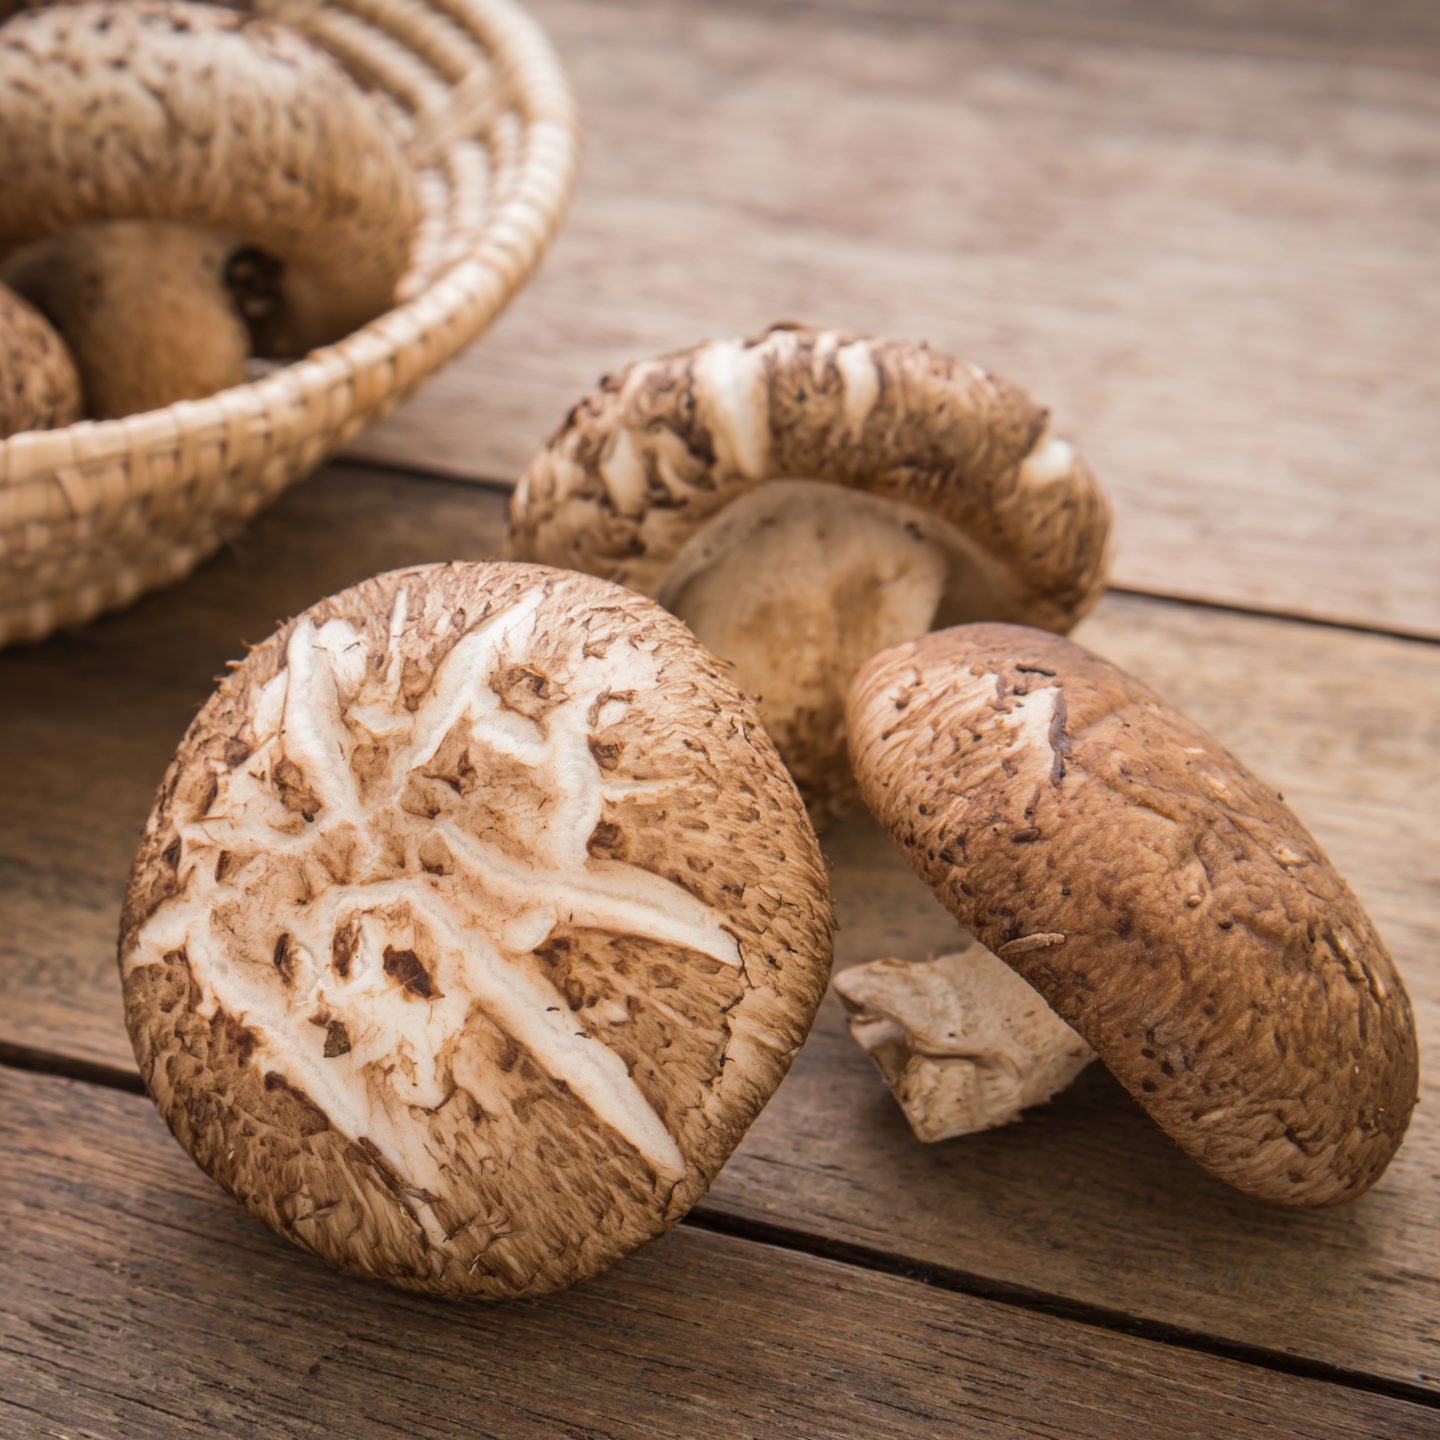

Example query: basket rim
[0,0,581,504]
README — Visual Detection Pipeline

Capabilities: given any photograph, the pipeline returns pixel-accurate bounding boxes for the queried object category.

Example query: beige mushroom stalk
[0,282,82,438]
[508,325,1112,823]
[0,0,419,358]
[5,222,252,418]
[834,940,1093,1141]
[847,622,1419,1206]
[120,561,835,1297]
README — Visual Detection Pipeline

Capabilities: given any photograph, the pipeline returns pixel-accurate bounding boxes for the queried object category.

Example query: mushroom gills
[654,480,1006,791]
[834,938,1094,1142]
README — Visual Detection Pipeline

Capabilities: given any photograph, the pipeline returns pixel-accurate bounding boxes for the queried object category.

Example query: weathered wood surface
[347,0,1440,636]
[3,1066,1432,1440]
[2,465,1436,1393]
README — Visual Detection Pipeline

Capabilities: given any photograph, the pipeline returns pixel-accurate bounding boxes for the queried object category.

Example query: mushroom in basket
[0,0,420,418]
[507,324,1112,826]
[0,282,82,439]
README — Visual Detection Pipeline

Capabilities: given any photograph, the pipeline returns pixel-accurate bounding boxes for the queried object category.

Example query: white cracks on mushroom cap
[690,337,772,479]
[433,822,739,968]
[392,588,545,776]
[598,424,649,518]
[1018,428,1077,489]
[126,578,760,1222]
[834,338,881,442]
[281,618,365,822]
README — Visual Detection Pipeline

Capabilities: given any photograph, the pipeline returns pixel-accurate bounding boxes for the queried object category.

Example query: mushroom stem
[5,221,251,418]
[833,938,1094,1141]
[656,481,954,817]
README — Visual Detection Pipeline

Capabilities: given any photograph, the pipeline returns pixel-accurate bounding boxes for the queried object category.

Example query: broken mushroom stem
[833,938,1094,1142]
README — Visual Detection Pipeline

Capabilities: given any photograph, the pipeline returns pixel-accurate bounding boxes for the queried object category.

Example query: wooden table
[3,2,1437,1435]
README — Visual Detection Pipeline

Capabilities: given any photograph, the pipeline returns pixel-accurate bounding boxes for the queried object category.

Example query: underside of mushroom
[5,221,254,418]
[656,482,961,803]
[508,326,1112,826]
[834,939,1094,1141]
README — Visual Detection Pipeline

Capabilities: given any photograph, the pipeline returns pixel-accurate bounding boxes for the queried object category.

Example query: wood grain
[1,465,1436,1390]
[746,0,1440,69]
[3,1066,1432,1440]
[343,0,1440,636]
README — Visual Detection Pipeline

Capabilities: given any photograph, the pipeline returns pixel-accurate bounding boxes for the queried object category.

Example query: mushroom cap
[0,280,82,437]
[847,623,1419,1206]
[5,221,250,418]
[119,562,834,1296]
[509,324,1110,625]
[508,325,1111,817]
[0,0,418,353]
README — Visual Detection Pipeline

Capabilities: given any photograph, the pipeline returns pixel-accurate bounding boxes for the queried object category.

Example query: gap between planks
[707,0,1440,74]
[336,453,1440,649]
[2,1038,1433,1417]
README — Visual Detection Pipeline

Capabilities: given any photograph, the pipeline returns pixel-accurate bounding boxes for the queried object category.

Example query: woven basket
[0,0,578,646]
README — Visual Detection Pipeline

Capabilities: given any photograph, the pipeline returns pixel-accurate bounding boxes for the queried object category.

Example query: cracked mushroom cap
[847,623,1418,1206]
[119,561,835,1296]
[0,0,418,355]
[0,280,81,436]
[507,325,1111,823]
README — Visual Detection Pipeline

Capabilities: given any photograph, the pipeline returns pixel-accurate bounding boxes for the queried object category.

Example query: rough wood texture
[1,466,1435,1391]
[3,1066,1431,1440]
[348,0,1440,636]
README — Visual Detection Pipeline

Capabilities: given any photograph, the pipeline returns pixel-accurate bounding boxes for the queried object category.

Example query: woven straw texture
[0,0,578,645]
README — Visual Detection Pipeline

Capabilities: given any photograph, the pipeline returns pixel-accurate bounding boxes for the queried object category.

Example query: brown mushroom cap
[0,281,82,437]
[847,623,1418,1206]
[508,325,1111,821]
[0,0,418,354]
[6,221,250,418]
[119,561,834,1296]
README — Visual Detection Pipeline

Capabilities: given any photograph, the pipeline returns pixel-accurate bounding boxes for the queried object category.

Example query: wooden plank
[345,0,1440,636]
[1,464,1437,1390]
[2,1066,1430,1440]
[753,0,1440,68]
